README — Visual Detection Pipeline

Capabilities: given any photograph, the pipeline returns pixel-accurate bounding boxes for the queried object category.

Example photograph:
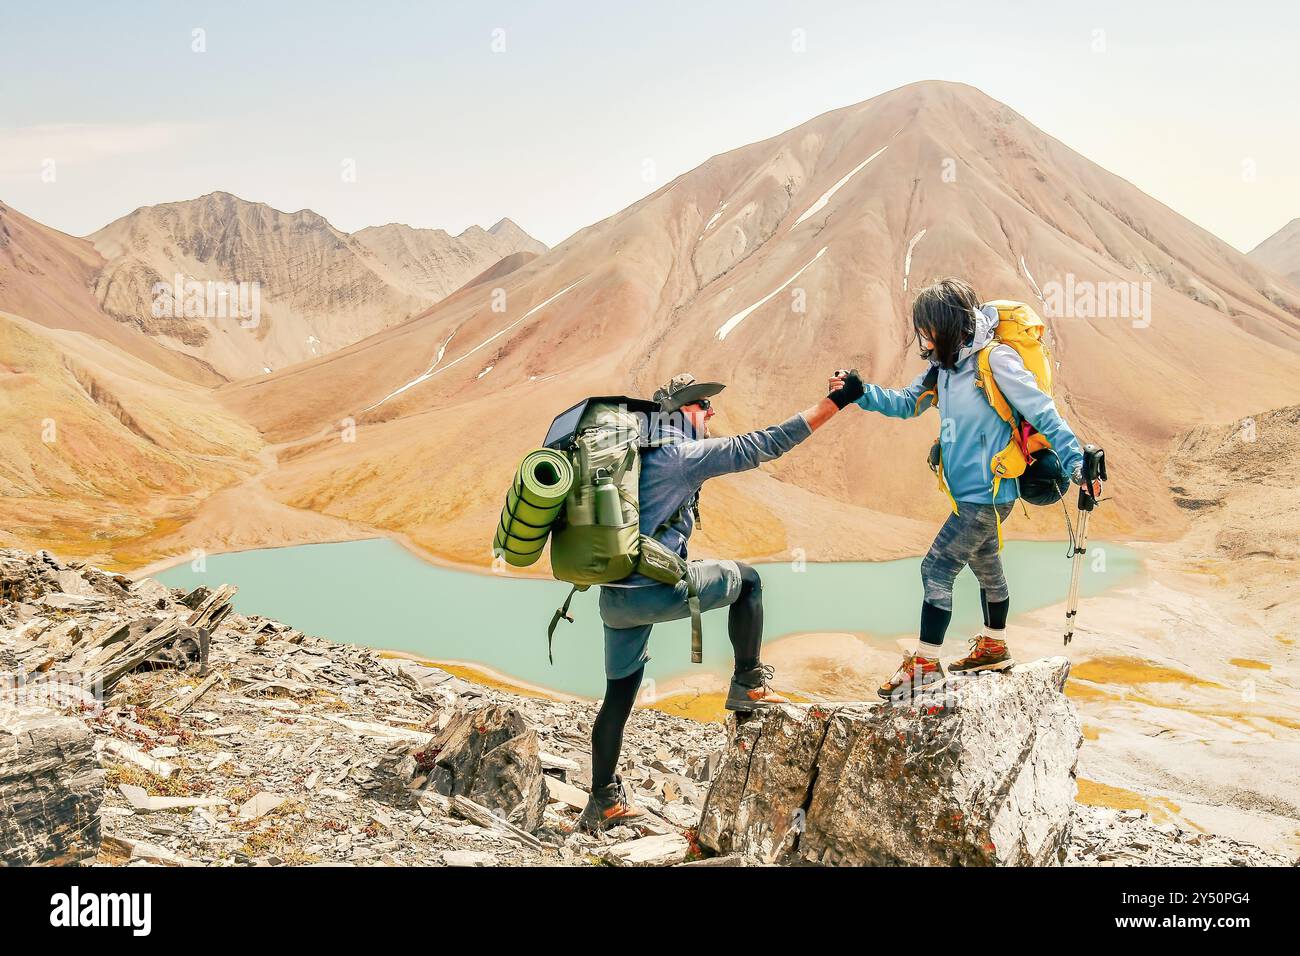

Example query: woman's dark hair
[912,277,980,369]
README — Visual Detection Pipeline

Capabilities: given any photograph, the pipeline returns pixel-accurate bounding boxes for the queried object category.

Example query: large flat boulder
[0,700,105,865]
[698,657,1082,866]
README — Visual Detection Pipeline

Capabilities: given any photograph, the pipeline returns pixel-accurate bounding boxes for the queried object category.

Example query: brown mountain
[221,81,1300,569]
[0,204,262,564]
[88,192,547,379]
[0,201,220,386]
[1249,218,1300,286]
[0,191,546,567]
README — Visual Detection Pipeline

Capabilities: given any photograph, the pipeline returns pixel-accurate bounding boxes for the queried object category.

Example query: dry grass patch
[225,783,259,805]
[647,688,811,724]
[105,763,193,798]
[1076,777,1186,828]
[1071,657,1225,690]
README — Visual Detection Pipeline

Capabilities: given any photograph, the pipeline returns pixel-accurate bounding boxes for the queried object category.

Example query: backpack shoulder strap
[642,432,701,532]
[915,365,940,415]
[975,343,1016,426]
[642,426,684,449]
[652,487,700,538]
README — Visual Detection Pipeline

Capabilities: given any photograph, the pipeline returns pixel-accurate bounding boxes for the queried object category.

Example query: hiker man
[831,277,1101,699]
[578,371,864,831]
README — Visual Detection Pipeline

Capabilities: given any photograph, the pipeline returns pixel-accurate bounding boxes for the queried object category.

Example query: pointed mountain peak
[487,217,547,252]
[1248,217,1300,283]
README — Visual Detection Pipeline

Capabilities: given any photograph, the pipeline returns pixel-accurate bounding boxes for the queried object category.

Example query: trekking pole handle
[1078,445,1106,512]
[1084,444,1107,483]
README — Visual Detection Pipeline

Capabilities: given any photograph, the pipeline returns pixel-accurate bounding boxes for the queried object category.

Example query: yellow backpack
[926,300,1057,548]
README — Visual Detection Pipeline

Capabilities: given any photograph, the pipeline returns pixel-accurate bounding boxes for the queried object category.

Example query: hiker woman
[832,277,1101,698]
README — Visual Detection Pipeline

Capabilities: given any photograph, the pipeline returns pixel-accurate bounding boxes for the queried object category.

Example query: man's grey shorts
[598,559,743,680]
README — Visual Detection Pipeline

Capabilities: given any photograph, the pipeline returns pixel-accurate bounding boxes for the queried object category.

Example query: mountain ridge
[86,191,548,379]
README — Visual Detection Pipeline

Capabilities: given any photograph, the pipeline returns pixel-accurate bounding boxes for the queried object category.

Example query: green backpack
[544,397,703,664]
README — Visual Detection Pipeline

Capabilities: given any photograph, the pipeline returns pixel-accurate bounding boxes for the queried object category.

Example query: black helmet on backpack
[1018,448,1070,506]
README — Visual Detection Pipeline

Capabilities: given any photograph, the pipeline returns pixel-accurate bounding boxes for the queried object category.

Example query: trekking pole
[1064,444,1107,646]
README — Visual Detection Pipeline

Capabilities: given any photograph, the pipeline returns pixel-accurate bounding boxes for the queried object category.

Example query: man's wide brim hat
[653,373,726,412]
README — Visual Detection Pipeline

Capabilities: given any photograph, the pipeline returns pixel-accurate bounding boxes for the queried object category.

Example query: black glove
[828,369,865,409]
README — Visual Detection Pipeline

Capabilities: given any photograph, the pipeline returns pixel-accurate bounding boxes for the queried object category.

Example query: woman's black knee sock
[919,600,952,651]
[980,589,1009,630]
[590,667,644,789]
[728,563,763,673]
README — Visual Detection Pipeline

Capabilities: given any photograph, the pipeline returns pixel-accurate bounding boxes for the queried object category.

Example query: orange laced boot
[949,635,1014,673]
[877,651,945,699]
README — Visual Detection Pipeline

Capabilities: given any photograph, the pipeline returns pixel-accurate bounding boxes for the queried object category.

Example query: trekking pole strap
[547,585,581,664]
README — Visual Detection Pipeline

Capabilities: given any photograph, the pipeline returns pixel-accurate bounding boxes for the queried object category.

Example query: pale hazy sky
[1,0,1296,251]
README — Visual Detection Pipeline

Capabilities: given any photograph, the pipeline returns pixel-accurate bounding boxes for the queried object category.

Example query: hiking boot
[725,663,790,712]
[877,652,945,699]
[948,635,1014,673]
[577,775,644,833]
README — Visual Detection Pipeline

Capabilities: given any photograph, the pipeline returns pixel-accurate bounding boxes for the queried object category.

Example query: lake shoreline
[377,649,584,703]
[129,527,512,582]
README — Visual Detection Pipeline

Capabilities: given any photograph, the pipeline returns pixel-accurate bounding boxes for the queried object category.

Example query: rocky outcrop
[698,658,1083,866]
[0,701,105,865]
[423,703,547,832]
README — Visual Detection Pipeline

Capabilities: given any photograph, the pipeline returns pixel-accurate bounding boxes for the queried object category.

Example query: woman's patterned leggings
[920,501,1016,611]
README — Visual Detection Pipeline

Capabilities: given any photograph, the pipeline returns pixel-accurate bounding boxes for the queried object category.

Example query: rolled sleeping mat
[493,448,574,567]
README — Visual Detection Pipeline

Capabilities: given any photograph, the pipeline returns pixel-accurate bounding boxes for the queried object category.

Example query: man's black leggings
[729,562,763,673]
[590,561,764,789]
[590,666,644,791]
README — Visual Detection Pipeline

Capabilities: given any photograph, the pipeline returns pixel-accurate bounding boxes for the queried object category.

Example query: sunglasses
[686,398,712,411]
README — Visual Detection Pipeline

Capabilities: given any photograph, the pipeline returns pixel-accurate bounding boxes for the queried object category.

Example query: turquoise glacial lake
[156,537,1140,698]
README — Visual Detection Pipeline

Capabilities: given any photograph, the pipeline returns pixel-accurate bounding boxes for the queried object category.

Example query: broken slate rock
[0,700,104,865]
[468,728,546,833]
[544,775,589,811]
[238,791,288,821]
[600,833,691,867]
[427,703,546,833]
[441,849,497,867]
